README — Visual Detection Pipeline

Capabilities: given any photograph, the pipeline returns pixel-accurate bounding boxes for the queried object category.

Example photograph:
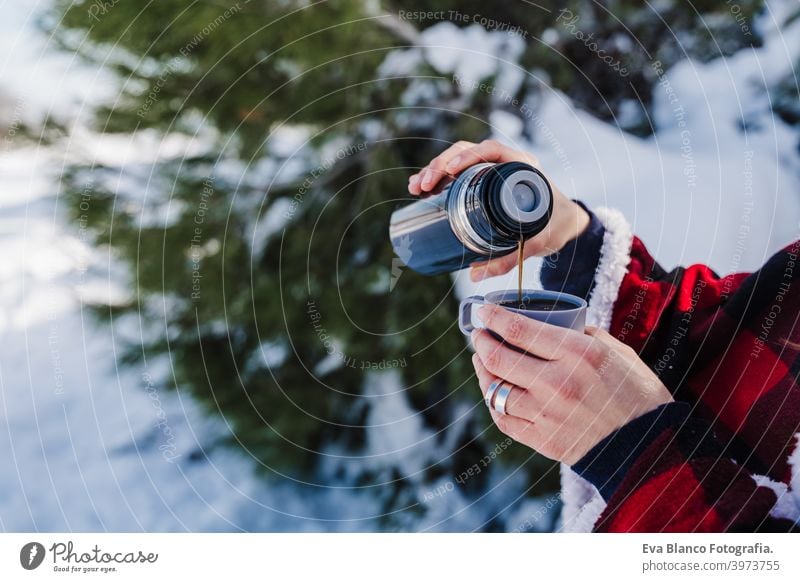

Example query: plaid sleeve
[571,402,689,500]
[608,236,751,353]
[552,208,800,532]
[540,203,751,350]
[573,401,800,532]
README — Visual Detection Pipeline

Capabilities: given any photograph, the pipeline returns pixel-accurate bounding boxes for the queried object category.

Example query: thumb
[469,253,519,281]
[584,325,619,346]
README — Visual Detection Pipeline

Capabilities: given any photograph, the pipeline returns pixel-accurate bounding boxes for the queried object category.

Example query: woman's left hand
[471,304,673,464]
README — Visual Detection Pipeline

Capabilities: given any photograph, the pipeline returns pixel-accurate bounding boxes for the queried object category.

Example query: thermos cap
[498,168,551,224]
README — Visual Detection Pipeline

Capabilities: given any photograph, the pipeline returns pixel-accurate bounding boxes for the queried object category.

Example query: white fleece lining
[557,206,633,532]
[790,433,800,498]
[558,465,607,532]
[751,474,800,522]
[585,207,635,330]
[783,432,800,521]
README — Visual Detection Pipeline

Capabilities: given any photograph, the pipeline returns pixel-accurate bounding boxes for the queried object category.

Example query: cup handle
[459,295,487,335]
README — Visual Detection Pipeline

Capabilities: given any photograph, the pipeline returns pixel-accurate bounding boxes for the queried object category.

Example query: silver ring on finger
[485,381,502,408]
[493,382,514,415]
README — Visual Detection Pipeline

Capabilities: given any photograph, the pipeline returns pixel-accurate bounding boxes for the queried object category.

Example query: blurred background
[1,0,799,532]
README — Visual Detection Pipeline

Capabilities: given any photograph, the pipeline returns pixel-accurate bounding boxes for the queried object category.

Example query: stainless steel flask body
[389,162,553,276]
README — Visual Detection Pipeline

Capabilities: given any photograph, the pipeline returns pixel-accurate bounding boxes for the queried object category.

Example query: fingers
[488,406,538,445]
[469,233,559,281]
[472,354,562,454]
[474,353,538,440]
[442,139,503,173]
[408,141,475,195]
[469,253,519,281]
[491,381,534,420]
[447,139,539,176]
[474,353,552,422]
[471,328,556,390]
[471,353,495,397]
[407,173,421,194]
[408,139,541,195]
[420,141,473,192]
[477,304,580,361]
[408,170,454,196]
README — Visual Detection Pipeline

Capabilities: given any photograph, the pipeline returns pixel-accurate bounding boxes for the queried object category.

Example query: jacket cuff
[570,401,692,501]
[540,200,605,300]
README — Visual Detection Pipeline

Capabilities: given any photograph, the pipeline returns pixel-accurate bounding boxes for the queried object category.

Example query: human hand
[470,304,673,464]
[407,139,589,281]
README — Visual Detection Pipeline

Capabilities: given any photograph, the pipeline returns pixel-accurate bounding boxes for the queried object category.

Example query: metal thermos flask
[389,162,553,275]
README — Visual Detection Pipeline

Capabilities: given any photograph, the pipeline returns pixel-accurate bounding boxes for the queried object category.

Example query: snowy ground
[1,1,799,531]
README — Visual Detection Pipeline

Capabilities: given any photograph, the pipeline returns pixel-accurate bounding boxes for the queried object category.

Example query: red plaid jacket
[541,205,800,532]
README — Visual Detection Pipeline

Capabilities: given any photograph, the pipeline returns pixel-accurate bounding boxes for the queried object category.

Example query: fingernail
[407,175,419,193]
[446,156,461,170]
[477,305,490,318]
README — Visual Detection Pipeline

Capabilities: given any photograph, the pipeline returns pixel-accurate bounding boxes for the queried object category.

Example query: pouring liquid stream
[517,238,524,308]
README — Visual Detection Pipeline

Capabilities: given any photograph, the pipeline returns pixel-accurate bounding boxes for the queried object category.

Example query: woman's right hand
[407,139,590,282]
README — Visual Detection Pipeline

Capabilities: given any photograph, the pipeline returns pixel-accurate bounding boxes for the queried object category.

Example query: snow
[0,0,115,124]
[438,22,527,102]
[2,0,800,532]
[422,22,526,97]
[363,370,436,476]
